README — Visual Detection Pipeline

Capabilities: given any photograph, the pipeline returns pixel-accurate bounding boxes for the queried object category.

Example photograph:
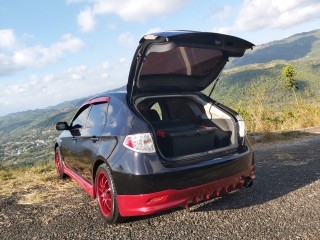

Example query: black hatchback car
[55,31,255,223]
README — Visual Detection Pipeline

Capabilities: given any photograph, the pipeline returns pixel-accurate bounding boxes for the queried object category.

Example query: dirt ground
[1,135,319,239]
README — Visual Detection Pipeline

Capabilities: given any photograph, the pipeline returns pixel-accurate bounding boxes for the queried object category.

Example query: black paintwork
[55,31,254,196]
[56,91,254,194]
[112,146,253,195]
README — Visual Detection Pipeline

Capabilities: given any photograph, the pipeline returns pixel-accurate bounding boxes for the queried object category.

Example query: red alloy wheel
[96,171,113,218]
[55,150,61,175]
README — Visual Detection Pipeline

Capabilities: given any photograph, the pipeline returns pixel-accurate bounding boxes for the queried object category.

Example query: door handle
[91,136,99,143]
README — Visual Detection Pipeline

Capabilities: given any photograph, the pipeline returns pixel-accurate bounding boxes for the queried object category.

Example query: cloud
[0,60,130,115]
[145,27,164,35]
[212,27,233,35]
[0,54,20,76]
[117,32,136,48]
[77,8,96,32]
[94,0,188,22]
[67,64,88,73]
[217,0,320,33]
[0,33,84,76]
[210,5,232,21]
[0,29,16,49]
[68,65,88,80]
[5,75,41,96]
[107,23,117,29]
[75,0,189,32]
[273,3,320,28]
[66,0,88,4]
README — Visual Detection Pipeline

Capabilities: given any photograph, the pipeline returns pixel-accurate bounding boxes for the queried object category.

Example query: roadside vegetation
[2,61,320,168]
[0,162,76,205]
[206,60,320,138]
[234,83,320,134]
[1,31,320,168]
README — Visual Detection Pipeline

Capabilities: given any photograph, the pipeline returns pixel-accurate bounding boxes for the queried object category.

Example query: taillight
[123,133,156,153]
[237,115,246,145]
[238,119,246,138]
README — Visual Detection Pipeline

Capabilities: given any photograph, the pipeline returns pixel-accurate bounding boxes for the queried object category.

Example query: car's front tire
[55,148,67,179]
[95,164,123,224]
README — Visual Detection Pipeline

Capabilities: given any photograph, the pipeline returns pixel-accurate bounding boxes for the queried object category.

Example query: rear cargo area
[136,95,237,158]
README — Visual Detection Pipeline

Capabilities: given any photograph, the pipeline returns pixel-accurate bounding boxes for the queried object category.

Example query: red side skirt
[63,162,95,198]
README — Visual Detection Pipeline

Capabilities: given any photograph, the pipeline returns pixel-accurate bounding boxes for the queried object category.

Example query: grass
[1,80,319,203]
[0,162,75,205]
[240,103,320,133]
[233,81,320,136]
[0,161,96,225]
[237,100,320,144]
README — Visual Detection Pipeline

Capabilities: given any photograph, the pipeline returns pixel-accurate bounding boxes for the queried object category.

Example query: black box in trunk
[156,125,217,158]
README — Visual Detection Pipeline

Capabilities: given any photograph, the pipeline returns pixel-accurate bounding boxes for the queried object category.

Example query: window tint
[140,47,223,77]
[72,106,91,128]
[86,103,109,128]
[107,98,123,125]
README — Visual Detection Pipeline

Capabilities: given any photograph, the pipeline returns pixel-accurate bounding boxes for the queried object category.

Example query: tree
[281,65,298,105]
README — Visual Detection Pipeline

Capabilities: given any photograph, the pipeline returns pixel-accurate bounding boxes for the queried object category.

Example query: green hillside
[0,107,77,167]
[209,57,320,107]
[1,30,319,167]
[228,29,320,68]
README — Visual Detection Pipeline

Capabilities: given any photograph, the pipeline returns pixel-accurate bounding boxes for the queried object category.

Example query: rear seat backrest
[146,109,161,121]
[175,105,195,120]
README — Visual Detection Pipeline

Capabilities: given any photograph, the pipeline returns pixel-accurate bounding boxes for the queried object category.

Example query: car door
[61,105,91,171]
[76,101,109,183]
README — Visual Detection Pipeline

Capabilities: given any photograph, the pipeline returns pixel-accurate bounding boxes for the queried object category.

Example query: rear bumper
[117,165,255,217]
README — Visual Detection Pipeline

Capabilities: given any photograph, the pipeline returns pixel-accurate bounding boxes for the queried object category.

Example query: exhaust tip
[244,177,253,188]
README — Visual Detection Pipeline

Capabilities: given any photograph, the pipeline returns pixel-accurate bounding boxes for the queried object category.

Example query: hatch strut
[208,71,223,120]
[207,55,228,99]
[208,71,222,98]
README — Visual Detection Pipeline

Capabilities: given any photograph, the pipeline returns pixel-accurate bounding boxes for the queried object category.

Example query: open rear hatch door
[127,31,254,102]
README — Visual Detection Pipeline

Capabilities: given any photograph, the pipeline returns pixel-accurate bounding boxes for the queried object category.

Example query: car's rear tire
[95,164,123,224]
[55,148,67,179]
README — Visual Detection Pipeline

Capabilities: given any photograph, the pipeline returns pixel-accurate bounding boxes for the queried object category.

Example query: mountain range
[228,29,320,68]
[1,29,319,166]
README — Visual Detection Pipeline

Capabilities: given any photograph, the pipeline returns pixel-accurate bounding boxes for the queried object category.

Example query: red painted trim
[86,97,109,105]
[117,166,255,217]
[63,162,95,199]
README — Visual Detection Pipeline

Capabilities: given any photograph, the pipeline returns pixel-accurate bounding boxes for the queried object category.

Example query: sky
[0,0,319,116]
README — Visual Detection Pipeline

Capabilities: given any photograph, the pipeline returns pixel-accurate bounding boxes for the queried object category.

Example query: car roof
[85,90,127,104]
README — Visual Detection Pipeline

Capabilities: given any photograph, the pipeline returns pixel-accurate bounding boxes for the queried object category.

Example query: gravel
[1,135,319,240]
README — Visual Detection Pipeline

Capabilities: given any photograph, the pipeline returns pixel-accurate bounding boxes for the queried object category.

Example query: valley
[1,29,320,167]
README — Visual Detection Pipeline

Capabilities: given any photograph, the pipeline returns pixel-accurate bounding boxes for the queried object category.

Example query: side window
[72,105,91,128]
[86,103,109,128]
[106,98,123,125]
[150,102,163,120]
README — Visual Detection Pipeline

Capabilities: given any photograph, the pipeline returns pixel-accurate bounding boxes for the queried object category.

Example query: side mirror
[56,122,69,131]
[72,124,82,129]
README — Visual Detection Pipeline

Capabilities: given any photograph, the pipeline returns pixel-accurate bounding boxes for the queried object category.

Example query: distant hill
[0,85,126,135]
[209,57,320,106]
[0,86,126,167]
[228,29,320,68]
[1,30,320,167]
